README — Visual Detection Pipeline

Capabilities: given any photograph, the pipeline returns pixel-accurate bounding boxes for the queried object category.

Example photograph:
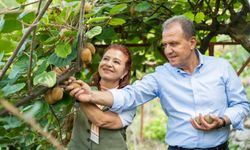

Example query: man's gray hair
[162,15,196,39]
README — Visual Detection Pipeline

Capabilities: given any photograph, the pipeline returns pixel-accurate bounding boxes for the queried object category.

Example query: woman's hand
[64,77,92,103]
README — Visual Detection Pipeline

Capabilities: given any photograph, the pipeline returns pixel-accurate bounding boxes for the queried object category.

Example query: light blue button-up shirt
[109,51,250,148]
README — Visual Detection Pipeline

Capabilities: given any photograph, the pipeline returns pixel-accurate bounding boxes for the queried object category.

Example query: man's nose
[164,46,174,55]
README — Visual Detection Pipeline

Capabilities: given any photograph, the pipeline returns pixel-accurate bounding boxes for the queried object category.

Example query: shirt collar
[169,49,204,74]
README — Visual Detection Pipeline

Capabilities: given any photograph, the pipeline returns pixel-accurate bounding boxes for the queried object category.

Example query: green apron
[68,107,128,150]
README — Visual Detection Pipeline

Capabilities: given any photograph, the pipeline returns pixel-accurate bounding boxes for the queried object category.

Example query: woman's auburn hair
[90,44,132,90]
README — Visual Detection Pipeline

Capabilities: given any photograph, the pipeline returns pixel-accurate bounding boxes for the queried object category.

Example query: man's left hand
[190,114,224,131]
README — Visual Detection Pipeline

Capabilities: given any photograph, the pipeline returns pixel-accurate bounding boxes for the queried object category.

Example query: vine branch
[0,99,65,150]
[0,0,52,80]
[49,105,63,143]
[77,0,86,70]
[0,66,79,116]
[28,0,43,94]
[0,0,40,15]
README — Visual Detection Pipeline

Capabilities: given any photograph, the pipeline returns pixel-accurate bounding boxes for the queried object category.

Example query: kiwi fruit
[80,48,92,64]
[51,87,64,101]
[69,82,81,88]
[86,42,96,54]
[204,114,213,124]
[44,86,64,104]
[44,90,56,104]
[194,117,202,125]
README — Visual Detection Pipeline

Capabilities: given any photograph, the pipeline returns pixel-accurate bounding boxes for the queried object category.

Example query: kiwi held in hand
[86,42,96,54]
[204,114,213,124]
[69,82,81,88]
[195,117,202,125]
[80,48,92,64]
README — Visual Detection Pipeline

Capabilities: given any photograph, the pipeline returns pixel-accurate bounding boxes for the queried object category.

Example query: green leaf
[33,71,56,88]
[2,83,25,96]
[16,0,27,4]
[55,42,71,58]
[86,16,110,24]
[17,11,35,24]
[43,36,59,44]
[48,43,77,67]
[195,12,205,23]
[135,1,151,12]
[0,13,22,33]
[3,117,22,129]
[33,59,49,77]
[23,101,42,118]
[0,38,16,52]
[8,54,32,79]
[108,18,126,26]
[34,100,49,119]
[96,27,117,41]
[85,26,102,39]
[109,4,127,15]
[183,11,194,21]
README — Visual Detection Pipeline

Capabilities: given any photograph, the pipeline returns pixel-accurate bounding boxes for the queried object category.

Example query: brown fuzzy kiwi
[51,86,64,101]
[86,42,96,54]
[204,114,213,124]
[44,90,56,104]
[69,82,81,88]
[80,48,92,64]
[84,2,92,13]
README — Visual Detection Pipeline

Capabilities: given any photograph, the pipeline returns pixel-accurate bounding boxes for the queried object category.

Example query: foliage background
[0,0,249,149]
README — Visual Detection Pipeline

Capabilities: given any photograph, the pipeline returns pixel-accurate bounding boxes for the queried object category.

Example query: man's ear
[190,36,197,50]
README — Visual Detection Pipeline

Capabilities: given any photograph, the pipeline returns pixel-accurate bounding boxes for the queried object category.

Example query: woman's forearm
[80,102,123,129]
[89,91,114,107]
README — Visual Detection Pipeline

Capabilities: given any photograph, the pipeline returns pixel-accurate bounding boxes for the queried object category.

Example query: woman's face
[98,48,128,83]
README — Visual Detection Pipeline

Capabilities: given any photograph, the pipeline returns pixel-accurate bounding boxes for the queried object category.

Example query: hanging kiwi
[86,42,96,54]
[44,90,56,104]
[44,86,64,104]
[80,48,92,64]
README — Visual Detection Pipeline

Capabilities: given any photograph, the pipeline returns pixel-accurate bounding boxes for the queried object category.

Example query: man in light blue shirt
[68,15,250,149]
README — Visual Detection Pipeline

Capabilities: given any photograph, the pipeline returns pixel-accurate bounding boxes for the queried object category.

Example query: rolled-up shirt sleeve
[118,109,136,127]
[223,60,250,129]
[109,89,126,113]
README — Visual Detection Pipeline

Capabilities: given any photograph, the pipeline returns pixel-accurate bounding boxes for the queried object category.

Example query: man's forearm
[90,91,114,107]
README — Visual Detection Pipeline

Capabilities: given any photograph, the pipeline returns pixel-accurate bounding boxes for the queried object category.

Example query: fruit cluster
[194,114,213,125]
[80,42,96,65]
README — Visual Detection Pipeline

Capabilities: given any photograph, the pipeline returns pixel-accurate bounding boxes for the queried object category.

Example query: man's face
[162,23,196,69]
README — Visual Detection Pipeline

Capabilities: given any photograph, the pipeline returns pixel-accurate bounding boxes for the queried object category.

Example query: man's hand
[190,114,224,131]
